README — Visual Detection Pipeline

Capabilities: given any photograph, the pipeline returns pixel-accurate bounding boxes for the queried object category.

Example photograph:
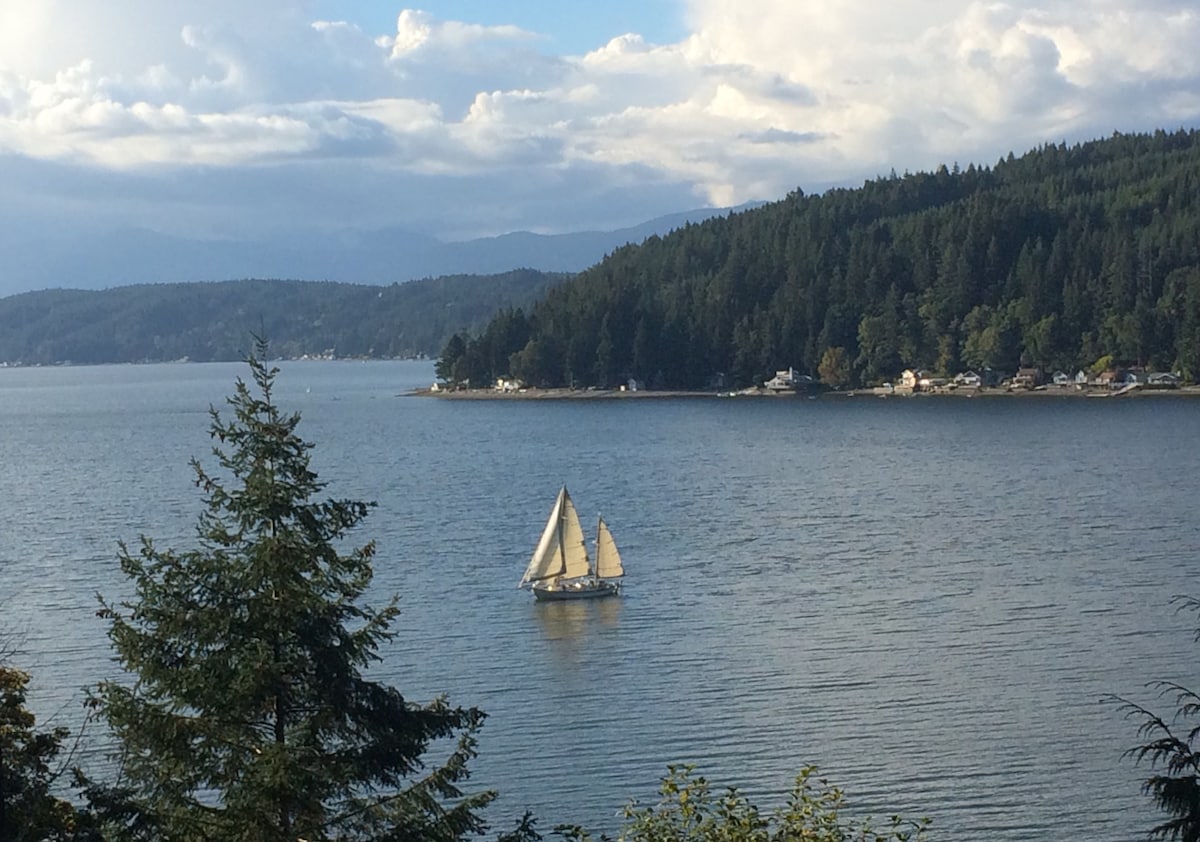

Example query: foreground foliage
[0,666,98,840]
[1111,596,1200,842]
[555,765,929,842]
[85,340,504,841]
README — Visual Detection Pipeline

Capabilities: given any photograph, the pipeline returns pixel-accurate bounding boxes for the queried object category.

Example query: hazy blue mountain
[0,271,567,365]
[0,205,760,297]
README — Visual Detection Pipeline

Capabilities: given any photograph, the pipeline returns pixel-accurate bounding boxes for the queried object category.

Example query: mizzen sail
[594,517,625,580]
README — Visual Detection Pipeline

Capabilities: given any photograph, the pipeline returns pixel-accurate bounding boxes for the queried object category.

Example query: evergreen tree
[436,333,468,383]
[630,316,653,382]
[593,315,615,387]
[87,340,501,841]
[1110,596,1200,842]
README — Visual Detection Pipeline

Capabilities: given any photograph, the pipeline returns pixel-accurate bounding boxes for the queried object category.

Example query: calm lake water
[3,360,1200,840]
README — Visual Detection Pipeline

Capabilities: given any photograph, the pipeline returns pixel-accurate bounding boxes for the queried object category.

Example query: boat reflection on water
[533,596,623,643]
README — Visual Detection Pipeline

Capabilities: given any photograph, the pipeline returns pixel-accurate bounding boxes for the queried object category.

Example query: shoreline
[413,384,1200,400]
[414,386,715,400]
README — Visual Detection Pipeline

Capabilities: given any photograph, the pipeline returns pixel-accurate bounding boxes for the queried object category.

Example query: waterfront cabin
[1147,372,1182,388]
[1013,367,1042,389]
[899,369,929,390]
[764,367,805,391]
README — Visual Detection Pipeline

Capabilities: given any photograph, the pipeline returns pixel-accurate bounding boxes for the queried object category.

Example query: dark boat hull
[532,579,620,601]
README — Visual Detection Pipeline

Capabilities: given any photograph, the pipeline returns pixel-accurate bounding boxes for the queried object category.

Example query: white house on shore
[764,367,809,391]
[1148,372,1182,387]
[899,369,927,390]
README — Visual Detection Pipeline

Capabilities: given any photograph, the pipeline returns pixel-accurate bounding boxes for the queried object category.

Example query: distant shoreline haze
[0,205,757,298]
[0,272,564,366]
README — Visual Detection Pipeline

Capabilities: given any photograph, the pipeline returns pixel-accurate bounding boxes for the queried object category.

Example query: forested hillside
[0,270,564,364]
[441,130,1200,390]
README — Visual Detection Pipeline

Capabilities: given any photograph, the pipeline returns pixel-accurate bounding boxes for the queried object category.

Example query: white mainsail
[519,487,591,587]
[558,492,591,580]
[594,516,625,580]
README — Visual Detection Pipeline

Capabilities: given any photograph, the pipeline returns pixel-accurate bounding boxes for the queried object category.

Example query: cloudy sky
[1,1,1198,265]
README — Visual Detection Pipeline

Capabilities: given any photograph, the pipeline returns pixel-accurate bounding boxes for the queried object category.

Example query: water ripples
[3,364,1200,839]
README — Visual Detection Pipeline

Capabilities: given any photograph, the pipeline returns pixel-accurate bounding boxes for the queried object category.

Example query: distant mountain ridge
[0,271,566,365]
[0,205,761,297]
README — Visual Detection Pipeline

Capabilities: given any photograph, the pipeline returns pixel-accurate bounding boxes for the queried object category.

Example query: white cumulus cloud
[0,0,1196,285]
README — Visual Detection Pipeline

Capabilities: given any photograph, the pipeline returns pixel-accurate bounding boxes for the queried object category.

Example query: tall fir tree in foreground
[88,340,504,841]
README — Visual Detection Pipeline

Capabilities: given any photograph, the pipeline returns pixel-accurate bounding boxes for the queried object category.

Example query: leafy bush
[554,765,929,842]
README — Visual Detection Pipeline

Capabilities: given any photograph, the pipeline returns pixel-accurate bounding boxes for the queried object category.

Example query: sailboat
[519,486,625,601]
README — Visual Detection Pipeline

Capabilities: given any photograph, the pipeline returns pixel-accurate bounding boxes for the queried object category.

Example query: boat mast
[555,488,566,584]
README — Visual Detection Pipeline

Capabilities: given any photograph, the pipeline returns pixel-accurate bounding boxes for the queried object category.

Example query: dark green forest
[441,129,1200,390]
[0,270,563,365]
